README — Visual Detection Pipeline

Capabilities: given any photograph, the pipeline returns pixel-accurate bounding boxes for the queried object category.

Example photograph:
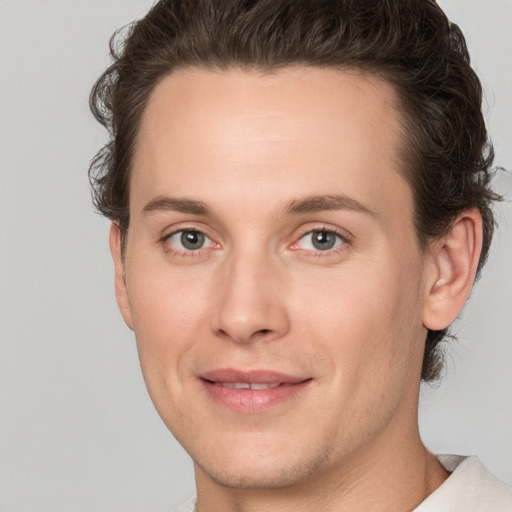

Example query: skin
[110,66,482,512]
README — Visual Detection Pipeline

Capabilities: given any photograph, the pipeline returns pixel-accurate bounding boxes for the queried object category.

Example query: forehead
[132,66,411,221]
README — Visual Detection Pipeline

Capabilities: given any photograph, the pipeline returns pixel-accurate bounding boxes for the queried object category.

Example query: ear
[422,209,483,331]
[109,223,134,331]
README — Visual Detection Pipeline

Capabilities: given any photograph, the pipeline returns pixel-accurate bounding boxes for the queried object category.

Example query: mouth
[199,369,313,414]
[215,382,281,390]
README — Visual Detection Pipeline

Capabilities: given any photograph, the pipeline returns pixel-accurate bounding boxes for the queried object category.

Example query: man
[89,0,511,510]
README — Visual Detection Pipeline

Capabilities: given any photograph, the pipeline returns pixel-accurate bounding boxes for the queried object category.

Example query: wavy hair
[90,0,501,381]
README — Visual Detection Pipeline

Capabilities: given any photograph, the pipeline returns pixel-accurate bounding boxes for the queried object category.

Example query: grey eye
[311,231,337,250]
[180,231,205,250]
[297,230,343,251]
[167,230,209,251]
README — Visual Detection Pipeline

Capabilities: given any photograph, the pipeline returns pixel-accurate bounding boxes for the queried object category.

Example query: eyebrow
[143,196,210,216]
[142,194,377,218]
[284,195,377,216]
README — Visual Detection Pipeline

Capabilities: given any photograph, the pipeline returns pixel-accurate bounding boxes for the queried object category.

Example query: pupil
[181,231,205,250]
[312,231,335,250]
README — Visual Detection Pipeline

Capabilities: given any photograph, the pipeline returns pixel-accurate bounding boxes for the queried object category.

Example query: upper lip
[200,368,309,384]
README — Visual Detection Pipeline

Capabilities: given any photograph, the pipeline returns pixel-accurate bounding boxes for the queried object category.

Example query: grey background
[0,0,510,510]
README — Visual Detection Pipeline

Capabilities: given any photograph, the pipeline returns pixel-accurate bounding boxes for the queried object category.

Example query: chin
[194,445,331,490]
[199,464,309,490]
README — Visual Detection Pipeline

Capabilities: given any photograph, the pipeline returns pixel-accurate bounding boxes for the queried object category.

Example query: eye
[295,229,345,251]
[166,230,214,251]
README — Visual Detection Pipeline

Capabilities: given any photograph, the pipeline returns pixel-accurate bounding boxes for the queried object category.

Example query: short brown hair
[89,0,501,381]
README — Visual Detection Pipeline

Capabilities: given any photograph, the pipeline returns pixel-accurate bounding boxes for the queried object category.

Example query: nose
[210,249,290,344]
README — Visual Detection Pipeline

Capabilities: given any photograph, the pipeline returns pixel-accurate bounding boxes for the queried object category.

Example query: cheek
[295,257,425,435]
[291,255,425,380]
[126,265,214,388]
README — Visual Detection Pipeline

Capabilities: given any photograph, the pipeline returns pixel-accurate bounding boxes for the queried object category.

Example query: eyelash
[290,225,350,257]
[161,226,218,257]
[160,224,350,258]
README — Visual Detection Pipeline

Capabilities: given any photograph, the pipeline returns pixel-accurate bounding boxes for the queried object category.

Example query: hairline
[121,62,428,254]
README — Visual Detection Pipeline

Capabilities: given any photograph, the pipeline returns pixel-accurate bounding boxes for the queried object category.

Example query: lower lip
[200,380,312,414]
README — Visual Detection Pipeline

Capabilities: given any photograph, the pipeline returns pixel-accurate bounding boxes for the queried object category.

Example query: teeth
[220,382,249,389]
[220,382,281,390]
[250,382,280,389]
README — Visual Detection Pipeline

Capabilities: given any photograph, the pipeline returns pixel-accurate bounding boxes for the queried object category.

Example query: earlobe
[109,223,134,331]
[422,209,483,331]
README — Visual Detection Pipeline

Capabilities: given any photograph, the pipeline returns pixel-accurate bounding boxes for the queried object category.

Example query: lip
[199,368,312,414]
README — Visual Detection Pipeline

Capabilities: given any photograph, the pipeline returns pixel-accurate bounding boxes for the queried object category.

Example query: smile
[218,382,281,389]
[199,369,313,414]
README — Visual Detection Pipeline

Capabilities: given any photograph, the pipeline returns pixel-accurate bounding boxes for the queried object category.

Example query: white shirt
[175,455,512,511]
[415,454,512,511]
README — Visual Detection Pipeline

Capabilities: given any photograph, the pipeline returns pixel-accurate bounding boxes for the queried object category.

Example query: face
[115,67,431,490]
